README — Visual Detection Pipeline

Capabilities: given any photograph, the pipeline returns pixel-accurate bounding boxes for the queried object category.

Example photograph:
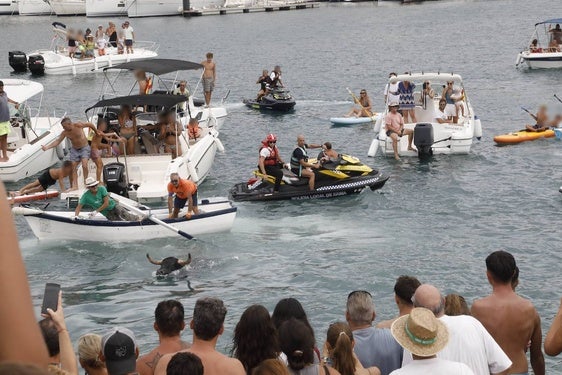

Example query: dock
[183,1,319,16]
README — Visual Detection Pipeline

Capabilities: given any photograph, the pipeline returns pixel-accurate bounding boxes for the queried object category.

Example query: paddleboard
[7,190,60,205]
[330,114,380,126]
[493,129,555,145]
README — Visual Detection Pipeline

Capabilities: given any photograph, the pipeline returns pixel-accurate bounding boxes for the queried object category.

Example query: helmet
[265,134,277,143]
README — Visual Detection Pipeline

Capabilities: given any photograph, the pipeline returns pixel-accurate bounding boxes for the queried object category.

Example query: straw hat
[390,307,449,357]
[85,177,99,187]
[388,101,399,107]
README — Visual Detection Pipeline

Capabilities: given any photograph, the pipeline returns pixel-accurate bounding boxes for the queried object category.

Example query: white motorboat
[0,0,18,14]
[126,0,182,17]
[0,79,64,182]
[516,18,562,69]
[86,0,126,17]
[10,23,158,76]
[63,93,224,204]
[367,73,482,159]
[49,0,86,15]
[18,0,53,15]
[12,196,237,242]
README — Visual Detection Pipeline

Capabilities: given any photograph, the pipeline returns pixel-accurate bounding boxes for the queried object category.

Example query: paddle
[346,88,376,120]
[521,106,534,116]
[555,94,562,104]
[111,194,194,240]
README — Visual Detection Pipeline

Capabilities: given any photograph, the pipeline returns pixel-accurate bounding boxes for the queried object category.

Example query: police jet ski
[229,154,389,202]
[243,87,296,112]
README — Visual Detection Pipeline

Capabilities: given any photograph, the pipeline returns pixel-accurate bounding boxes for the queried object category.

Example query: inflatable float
[330,113,380,126]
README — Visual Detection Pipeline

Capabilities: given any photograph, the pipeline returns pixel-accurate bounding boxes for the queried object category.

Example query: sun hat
[390,307,449,357]
[85,177,99,187]
[388,101,399,107]
[102,327,137,375]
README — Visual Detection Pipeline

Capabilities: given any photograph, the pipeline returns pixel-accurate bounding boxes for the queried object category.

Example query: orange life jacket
[260,145,278,166]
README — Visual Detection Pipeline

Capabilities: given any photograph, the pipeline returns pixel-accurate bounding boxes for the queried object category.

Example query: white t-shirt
[434,109,448,122]
[401,315,511,375]
[391,357,474,375]
[384,81,400,105]
[260,147,272,159]
[97,39,107,49]
[124,26,134,40]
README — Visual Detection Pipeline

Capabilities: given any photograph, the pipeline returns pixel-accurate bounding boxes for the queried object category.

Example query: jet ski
[229,154,389,202]
[243,87,296,112]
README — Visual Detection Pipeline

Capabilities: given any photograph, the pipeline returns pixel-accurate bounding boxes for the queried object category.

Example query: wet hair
[323,142,332,150]
[326,322,355,375]
[61,117,71,126]
[271,298,315,342]
[206,52,213,58]
[38,319,59,357]
[233,305,279,375]
[346,291,374,325]
[278,318,314,371]
[77,334,104,369]
[166,352,204,375]
[62,160,73,169]
[394,275,421,305]
[0,363,50,375]
[155,300,185,337]
[444,294,470,316]
[192,297,227,341]
[486,250,517,284]
[251,359,289,375]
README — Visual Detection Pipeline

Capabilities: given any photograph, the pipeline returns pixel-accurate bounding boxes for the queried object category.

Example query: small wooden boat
[8,190,60,205]
[12,196,237,242]
[493,129,554,145]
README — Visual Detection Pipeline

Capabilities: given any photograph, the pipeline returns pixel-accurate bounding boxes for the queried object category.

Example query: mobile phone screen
[41,283,60,314]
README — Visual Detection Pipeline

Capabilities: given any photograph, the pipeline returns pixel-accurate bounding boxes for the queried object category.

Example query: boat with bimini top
[516,19,562,69]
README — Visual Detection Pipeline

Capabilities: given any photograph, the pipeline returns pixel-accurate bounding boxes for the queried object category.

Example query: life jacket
[290,146,308,171]
[260,144,278,166]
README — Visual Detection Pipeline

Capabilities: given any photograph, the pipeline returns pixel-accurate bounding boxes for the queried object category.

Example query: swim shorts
[174,191,198,209]
[125,39,133,47]
[203,77,214,93]
[69,145,91,162]
[38,169,57,190]
[0,121,10,137]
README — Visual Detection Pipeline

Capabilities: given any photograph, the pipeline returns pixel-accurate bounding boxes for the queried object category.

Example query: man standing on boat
[201,52,216,106]
[42,117,100,190]
[167,173,199,219]
[123,21,135,54]
[74,177,137,221]
[0,81,20,163]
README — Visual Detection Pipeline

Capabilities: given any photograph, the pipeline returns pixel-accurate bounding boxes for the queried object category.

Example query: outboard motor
[413,123,434,159]
[9,51,28,72]
[103,162,128,198]
[28,55,45,75]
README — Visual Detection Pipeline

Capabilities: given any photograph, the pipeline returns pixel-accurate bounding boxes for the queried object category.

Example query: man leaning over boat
[74,177,139,221]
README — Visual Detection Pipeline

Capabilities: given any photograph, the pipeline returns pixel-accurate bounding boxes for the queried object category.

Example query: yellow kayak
[493,129,554,145]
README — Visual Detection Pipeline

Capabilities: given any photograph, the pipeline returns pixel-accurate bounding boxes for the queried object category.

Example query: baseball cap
[102,327,138,375]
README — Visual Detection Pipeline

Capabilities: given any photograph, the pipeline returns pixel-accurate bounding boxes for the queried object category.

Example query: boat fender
[474,116,482,140]
[187,162,199,183]
[55,143,65,160]
[11,206,43,216]
[367,138,379,157]
[373,116,382,134]
[515,53,522,67]
[215,137,225,153]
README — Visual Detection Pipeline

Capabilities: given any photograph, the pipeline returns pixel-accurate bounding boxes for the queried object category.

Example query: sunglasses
[269,141,276,144]
[171,179,179,183]
[347,290,372,299]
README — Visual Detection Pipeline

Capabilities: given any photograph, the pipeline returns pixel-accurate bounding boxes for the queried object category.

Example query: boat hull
[14,199,236,242]
[49,0,85,14]
[18,0,52,15]
[520,52,562,69]
[86,0,126,16]
[493,129,555,145]
[127,0,181,17]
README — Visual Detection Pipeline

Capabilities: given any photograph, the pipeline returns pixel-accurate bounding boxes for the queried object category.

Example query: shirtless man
[201,52,216,106]
[385,101,414,160]
[16,161,73,195]
[472,250,545,375]
[91,118,124,184]
[137,300,190,375]
[153,297,245,375]
[159,111,182,159]
[42,117,100,190]
[525,105,549,132]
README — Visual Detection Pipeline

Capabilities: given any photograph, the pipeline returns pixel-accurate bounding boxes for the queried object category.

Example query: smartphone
[41,283,60,314]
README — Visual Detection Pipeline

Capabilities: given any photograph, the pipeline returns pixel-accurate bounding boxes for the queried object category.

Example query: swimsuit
[203,77,214,92]
[69,145,91,162]
[38,169,57,190]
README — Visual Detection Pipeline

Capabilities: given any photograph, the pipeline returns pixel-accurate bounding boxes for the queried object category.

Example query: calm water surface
[2,0,562,372]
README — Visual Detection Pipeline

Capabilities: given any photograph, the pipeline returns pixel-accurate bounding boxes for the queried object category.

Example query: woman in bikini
[159,111,182,158]
[118,105,137,155]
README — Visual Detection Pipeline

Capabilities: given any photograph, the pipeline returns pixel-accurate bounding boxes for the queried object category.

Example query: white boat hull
[13,198,237,242]
[86,0,126,16]
[0,0,18,14]
[18,0,52,15]
[519,51,562,69]
[49,0,86,14]
[126,0,181,17]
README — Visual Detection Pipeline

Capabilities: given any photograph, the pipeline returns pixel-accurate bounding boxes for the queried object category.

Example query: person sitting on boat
[319,142,340,165]
[159,111,182,159]
[550,114,562,128]
[91,118,125,184]
[548,39,561,53]
[525,105,550,132]
[385,101,414,161]
[258,133,286,193]
[269,66,283,88]
[187,117,201,140]
[118,105,138,155]
[96,36,107,57]
[167,173,198,219]
[290,135,323,191]
[172,80,190,114]
[95,25,105,41]
[83,35,96,59]
[0,80,20,163]
[16,161,74,196]
[434,99,453,124]
[530,39,543,53]
[346,89,372,118]
[256,70,271,101]
[42,117,100,190]
[75,29,86,59]
[75,177,138,221]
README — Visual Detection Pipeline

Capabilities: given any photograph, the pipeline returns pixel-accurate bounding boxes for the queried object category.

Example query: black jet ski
[243,87,296,112]
[229,154,389,202]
